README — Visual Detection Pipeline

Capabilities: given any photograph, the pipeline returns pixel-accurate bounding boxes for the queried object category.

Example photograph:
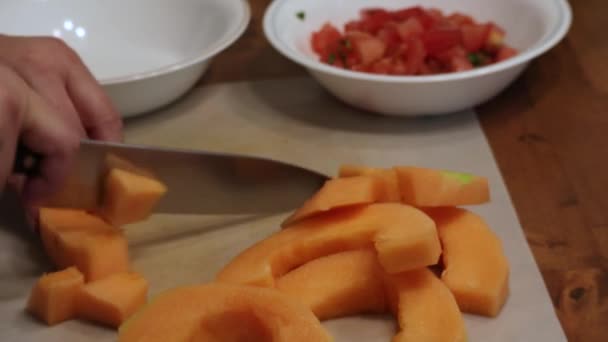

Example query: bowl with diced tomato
[263,0,571,116]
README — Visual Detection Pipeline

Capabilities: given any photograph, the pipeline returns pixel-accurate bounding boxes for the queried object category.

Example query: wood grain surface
[201,1,608,341]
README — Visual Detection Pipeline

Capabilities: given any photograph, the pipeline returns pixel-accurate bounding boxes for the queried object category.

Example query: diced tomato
[422,29,462,56]
[360,8,393,34]
[496,45,518,62]
[377,25,402,55]
[348,33,387,65]
[311,23,342,58]
[461,24,491,52]
[447,13,475,27]
[395,17,424,41]
[371,58,393,74]
[485,23,506,52]
[403,38,427,74]
[311,6,515,75]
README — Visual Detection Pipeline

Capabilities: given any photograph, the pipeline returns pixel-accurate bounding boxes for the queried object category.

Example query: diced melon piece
[26,267,84,325]
[276,250,466,342]
[118,283,332,342]
[100,168,167,226]
[281,176,385,227]
[276,249,386,320]
[338,164,401,202]
[217,203,441,287]
[77,272,148,328]
[58,229,130,281]
[395,166,489,206]
[387,268,467,342]
[425,207,510,317]
[39,208,130,280]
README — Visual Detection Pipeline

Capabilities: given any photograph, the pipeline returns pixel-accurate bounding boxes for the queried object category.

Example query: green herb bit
[296,11,305,20]
[340,39,352,49]
[327,53,336,65]
[468,53,482,67]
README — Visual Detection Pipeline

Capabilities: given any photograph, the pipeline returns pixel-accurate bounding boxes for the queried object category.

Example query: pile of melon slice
[27,163,509,342]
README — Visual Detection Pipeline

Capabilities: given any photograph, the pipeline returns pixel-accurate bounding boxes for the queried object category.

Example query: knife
[13,140,329,214]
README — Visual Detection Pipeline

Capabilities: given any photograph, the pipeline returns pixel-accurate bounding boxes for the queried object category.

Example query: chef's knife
[13,140,329,214]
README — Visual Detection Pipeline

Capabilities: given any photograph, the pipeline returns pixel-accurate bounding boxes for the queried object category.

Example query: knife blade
[14,140,329,214]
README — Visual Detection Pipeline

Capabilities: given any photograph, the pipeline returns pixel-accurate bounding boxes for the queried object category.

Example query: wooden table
[200,1,608,341]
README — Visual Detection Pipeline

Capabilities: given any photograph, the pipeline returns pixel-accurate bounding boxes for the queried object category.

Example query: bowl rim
[100,0,251,86]
[263,0,572,83]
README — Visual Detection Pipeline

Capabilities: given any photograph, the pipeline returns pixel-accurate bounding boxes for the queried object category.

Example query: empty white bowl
[0,0,250,117]
[264,0,572,116]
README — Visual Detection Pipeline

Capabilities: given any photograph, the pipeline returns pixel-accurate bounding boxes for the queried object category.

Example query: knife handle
[13,143,42,177]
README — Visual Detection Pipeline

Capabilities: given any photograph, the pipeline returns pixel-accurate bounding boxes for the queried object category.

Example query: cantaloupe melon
[26,267,84,325]
[38,208,130,280]
[394,166,489,206]
[281,176,385,227]
[425,207,509,317]
[338,164,401,202]
[387,268,467,342]
[276,248,387,320]
[100,168,167,226]
[217,203,441,287]
[118,283,332,342]
[276,250,466,342]
[77,272,148,328]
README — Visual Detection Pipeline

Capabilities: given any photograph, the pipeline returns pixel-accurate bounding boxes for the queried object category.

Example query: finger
[0,64,28,193]
[22,72,87,138]
[19,91,80,205]
[67,65,123,141]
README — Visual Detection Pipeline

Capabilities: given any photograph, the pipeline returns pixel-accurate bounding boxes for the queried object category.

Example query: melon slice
[276,250,466,342]
[338,164,401,202]
[100,168,167,226]
[281,176,385,227]
[26,267,84,325]
[39,208,130,280]
[387,268,467,342]
[276,249,386,320]
[118,283,332,342]
[394,166,489,206]
[217,203,441,287]
[425,207,510,317]
[77,272,148,328]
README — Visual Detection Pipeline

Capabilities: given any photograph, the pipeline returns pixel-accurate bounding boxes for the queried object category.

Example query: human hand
[0,64,81,203]
[0,34,122,141]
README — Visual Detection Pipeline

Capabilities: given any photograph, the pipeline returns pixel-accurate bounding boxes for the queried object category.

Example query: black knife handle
[13,143,42,177]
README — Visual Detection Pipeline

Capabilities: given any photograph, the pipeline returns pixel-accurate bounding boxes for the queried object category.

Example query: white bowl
[0,0,250,117]
[264,0,571,116]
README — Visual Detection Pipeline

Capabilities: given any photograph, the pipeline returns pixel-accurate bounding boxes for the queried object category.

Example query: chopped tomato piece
[349,33,387,65]
[422,29,462,56]
[395,18,424,41]
[496,46,518,62]
[461,24,491,52]
[311,23,341,59]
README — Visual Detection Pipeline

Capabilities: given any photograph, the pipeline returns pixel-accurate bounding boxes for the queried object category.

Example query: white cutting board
[0,77,565,341]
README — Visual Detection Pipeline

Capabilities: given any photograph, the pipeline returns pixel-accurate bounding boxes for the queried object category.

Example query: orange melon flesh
[39,208,130,281]
[77,272,148,328]
[100,168,167,226]
[118,283,332,342]
[387,268,467,342]
[394,166,489,206]
[58,229,130,281]
[26,267,84,325]
[276,250,466,342]
[425,207,510,317]
[276,249,386,320]
[217,203,441,287]
[338,164,401,202]
[281,176,385,227]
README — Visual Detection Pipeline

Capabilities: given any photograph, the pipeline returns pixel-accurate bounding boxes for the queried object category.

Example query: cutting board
[0,77,565,341]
